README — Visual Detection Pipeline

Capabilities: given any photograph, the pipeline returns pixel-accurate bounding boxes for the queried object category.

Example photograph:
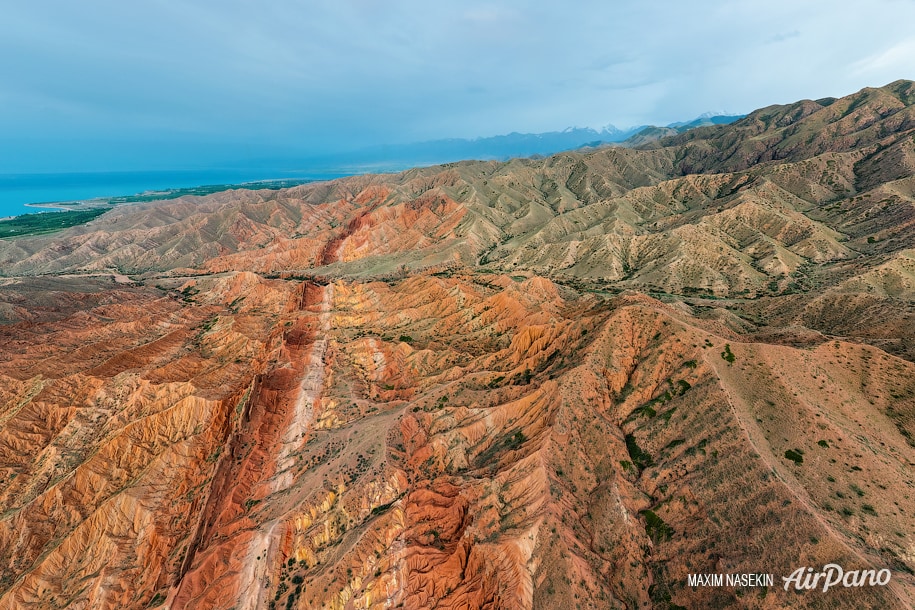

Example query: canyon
[1,81,914,609]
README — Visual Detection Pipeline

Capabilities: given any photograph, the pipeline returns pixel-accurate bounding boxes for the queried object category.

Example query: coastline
[3,175,336,222]
[1,200,115,223]
[0,175,358,239]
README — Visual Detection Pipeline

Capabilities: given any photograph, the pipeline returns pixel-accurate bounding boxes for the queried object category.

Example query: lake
[0,169,351,218]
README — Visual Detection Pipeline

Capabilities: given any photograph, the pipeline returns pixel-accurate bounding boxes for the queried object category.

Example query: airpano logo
[686,564,893,593]
[782,564,892,592]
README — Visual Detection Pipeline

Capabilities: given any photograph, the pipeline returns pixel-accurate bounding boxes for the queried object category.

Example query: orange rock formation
[1,81,915,609]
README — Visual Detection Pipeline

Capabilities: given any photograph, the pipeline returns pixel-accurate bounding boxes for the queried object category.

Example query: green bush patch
[674,379,691,395]
[784,449,804,464]
[641,509,674,543]
[631,403,657,419]
[625,434,654,469]
[721,344,736,363]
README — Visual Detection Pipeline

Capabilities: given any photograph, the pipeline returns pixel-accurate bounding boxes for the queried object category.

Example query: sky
[1,0,914,172]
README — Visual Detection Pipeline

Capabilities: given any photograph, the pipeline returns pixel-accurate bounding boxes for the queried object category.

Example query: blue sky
[2,0,914,172]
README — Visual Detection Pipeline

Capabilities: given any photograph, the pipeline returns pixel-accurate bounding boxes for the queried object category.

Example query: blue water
[0,169,349,218]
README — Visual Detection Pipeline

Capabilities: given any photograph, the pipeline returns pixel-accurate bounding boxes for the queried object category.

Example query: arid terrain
[1,81,914,609]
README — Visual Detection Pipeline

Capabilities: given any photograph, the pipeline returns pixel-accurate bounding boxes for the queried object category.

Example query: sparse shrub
[511,371,530,386]
[721,344,736,363]
[205,447,222,463]
[817,440,829,448]
[488,375,505,388]
[617,381,635,402]
[371,500,394,515]
[507,430,526,448]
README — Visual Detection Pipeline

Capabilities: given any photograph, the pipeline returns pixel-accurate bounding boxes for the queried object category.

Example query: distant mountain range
[0,113,742,218]
[291,114,745,171]
[344,125,641,164]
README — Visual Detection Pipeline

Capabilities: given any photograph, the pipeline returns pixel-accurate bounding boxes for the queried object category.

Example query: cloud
[766,30,801,44]
[2,0,915,172]
[462,5,521,25]
[850,38,915,77]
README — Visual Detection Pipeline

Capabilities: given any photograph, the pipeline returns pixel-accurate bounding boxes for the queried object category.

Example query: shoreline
[3,176,337,221]
[24,199,113,212]
[24,202,97,211]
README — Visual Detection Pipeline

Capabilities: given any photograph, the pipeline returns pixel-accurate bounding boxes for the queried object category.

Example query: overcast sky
[2,0,914,172]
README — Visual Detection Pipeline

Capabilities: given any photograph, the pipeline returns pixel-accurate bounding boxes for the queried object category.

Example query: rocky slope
[1,81,914,609]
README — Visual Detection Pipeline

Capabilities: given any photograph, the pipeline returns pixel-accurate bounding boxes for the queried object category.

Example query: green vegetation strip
[103,178,315,205]
[0,208,109,238]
